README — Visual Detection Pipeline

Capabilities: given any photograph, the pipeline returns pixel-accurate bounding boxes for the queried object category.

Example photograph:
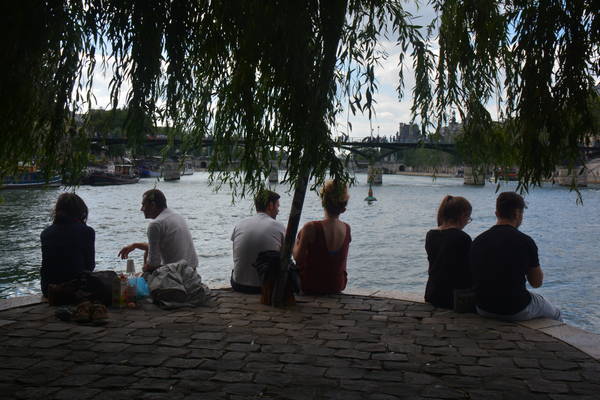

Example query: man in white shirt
[118,189,199,272]
[230,190,286,293]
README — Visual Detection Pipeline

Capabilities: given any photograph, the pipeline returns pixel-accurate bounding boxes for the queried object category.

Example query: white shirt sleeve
[146,222,162,267]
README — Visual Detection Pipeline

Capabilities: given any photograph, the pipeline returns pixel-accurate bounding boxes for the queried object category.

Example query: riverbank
[1,289,598,399]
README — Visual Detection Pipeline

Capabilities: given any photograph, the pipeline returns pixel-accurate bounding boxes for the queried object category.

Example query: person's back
[425,228,471,308]
[230,190,285,293]
[470,191,561,321]
[424,195,473,309]
[294,180,351,295]
[296,219,350,294]
[147,207,198,270]
[470,225,535,314]
[40,193,95,297]
[231,212,285,289]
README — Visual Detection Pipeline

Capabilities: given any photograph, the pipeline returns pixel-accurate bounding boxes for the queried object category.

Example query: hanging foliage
[1,0,598,193]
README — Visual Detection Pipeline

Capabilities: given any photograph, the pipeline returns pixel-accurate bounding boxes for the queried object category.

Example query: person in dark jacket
[424,195,473,308]
[40,193,95,297]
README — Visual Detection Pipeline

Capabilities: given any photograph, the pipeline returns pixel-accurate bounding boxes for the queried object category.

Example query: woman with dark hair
[293,180,351,294]
[424,195,473,309]
[40,193,95,297]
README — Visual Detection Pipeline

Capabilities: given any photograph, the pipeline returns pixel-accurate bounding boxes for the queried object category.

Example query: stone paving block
[94,365,141,377]
[324,367,368,379]
[90,390,146,400]
[364,370,403,382]
[459,365,497,377]
[465,389,503,400]
[334,349,371,360]
[527,378,570,394]
[372,352,408,362]
[13,386,60,400]
[90,342,130,353]
[514,357,540,368]
[539,358,580,371]
[173,369,215,382]
[223,383,267,396]
[440,374,482,389]
[421,384,465,399]
[175,378,219,393]
[282,364,326,377]
[130,378,178,392]
[569,382,600,395]
[0,356,39,370]
[90,375,139,389]
[126,353,169,367]
[125,336,159,345]
[202,359,245,371]
[245,352,281,363]
[211,371,254,383]
[541,370,583,382]
[163,357,203,369]
[300,344,335,356]
[133,367,176,379]
[314,356,352,368]
[354,342,387,352]
[52,387,102,399]
[324,340,353,349]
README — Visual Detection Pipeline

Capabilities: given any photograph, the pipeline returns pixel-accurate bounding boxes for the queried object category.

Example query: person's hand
[118,244,135,259]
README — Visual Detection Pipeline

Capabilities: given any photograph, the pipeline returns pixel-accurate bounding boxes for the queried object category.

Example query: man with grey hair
[118,189,198,272]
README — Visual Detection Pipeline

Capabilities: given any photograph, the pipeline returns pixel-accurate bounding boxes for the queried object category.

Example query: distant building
[395,123,420,143]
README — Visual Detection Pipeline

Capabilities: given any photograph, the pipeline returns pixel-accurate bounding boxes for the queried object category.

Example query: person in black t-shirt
[424,195,473,308]
[470,192,561,321]
[40,193,95,297]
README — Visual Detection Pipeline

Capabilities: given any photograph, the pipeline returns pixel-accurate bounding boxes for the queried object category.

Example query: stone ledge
[539,323,600,360]
[0,295,44,311]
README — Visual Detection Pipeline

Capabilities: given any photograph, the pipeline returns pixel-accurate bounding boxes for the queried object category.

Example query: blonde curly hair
[321,180,349,217]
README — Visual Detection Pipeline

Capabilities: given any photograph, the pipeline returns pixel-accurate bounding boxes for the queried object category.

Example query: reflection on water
[1,173,599,334]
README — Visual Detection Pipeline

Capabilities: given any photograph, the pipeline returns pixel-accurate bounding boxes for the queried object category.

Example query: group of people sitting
[40,180,351,300]
[40,182,561,323]
[425,192,562,322]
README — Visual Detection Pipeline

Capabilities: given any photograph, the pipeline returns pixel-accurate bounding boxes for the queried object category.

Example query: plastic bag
[130,277,150,298]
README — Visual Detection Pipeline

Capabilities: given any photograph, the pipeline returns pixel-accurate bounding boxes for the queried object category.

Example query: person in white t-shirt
[230,190,286,293]
[118,189,199,272]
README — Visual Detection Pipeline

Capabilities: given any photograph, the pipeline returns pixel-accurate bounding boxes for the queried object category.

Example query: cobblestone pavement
[0,289,598,399]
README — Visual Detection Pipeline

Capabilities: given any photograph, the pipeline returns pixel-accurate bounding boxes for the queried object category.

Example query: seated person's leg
[526,292,562,321]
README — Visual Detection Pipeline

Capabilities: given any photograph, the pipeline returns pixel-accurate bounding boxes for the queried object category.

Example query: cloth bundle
[145,260,210,309]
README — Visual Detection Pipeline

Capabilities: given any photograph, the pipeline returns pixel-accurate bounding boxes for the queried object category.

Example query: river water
[1,172,599,334]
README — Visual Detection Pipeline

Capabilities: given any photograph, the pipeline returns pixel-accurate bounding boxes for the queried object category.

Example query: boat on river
[1,170,61,189]
[82,163,140,186]
[162,160,181,181]
[135,157,162,178]
[181,160,194,176]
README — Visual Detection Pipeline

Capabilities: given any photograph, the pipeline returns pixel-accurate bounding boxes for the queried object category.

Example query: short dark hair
[321,180,349,217]
[143,189,167,210]
[436,195,472,226]
[53,192,89,224]
[255,189,280,212]
[496,191,526,219]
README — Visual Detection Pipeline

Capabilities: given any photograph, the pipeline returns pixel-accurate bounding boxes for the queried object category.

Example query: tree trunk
[271,174,308,306]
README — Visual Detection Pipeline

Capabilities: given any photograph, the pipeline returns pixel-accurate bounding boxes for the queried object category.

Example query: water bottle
[126,259,137,303]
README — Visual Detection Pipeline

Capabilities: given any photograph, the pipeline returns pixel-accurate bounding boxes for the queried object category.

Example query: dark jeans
[230,272,261,294]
